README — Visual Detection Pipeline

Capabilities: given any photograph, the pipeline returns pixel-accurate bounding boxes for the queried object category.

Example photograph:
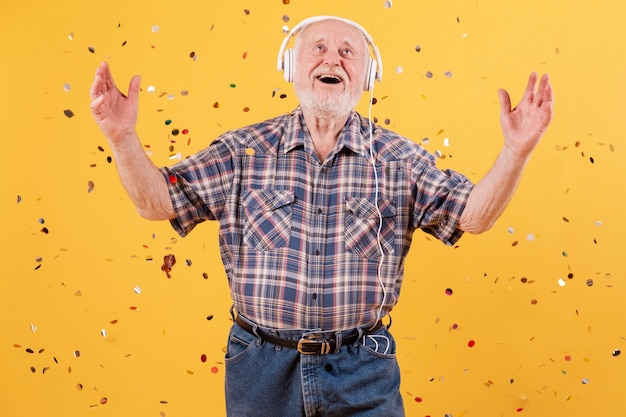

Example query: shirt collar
[283,107,370,158]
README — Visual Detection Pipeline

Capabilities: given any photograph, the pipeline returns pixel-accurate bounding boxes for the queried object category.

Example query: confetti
[87,181,95,193]
[384,0,392,8]
[467,340,476,348]
[445,288,453,296]
[151,25,160,33]
[64,109,75,118]
[161,254,176,278]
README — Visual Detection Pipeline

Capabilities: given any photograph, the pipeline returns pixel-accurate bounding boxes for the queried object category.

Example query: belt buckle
[297,334,331,355]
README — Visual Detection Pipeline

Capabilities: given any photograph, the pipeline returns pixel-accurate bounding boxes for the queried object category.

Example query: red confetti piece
[200,354,207,363]
[414,397,422,403]
[468,340,476,348]
[211,366,219,374]
[168,175,177,184]
[445,288,453,296]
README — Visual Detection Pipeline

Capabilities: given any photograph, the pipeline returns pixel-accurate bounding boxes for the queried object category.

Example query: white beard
[295,84,362,118]
[294,65,364,118]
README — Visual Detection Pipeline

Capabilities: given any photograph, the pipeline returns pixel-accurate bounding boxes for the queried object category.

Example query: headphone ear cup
[365,58,377,91]
[283,48,294,82]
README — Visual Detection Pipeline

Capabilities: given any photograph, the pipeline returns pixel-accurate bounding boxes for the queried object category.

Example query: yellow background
[1,0,624,416]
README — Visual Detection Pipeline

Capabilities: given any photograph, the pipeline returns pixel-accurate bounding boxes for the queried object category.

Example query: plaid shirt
[161,107,474,331]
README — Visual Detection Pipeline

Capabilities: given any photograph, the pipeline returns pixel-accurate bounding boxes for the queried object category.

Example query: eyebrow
[309,35,360,50]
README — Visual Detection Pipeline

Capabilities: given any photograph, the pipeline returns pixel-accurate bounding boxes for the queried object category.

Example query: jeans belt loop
[332,331,343,354]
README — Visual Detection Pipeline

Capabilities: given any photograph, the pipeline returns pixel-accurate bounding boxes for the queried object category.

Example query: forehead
[298,19,367,48]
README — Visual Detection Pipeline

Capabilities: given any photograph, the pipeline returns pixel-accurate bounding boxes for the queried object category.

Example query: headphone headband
[276,16,383,84]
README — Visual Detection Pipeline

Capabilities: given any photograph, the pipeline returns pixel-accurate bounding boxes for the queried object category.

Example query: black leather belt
[235,316,383,355]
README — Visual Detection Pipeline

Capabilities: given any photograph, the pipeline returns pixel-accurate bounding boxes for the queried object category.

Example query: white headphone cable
[367,87,387,328]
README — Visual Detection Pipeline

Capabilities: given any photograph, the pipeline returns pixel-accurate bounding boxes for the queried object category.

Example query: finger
[128,75,142,103]
[498,88,512,114]
[522,71,538,103]
[89,73,102,101]
[536,74,553,107]
[90,94,107,118]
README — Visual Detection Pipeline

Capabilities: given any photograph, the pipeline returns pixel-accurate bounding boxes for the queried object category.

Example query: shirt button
[317,208,322,214]
[315,249,320,256]
[312,293,318,300]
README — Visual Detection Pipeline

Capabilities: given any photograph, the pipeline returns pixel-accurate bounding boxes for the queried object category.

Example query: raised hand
[89,62,142,145]
[498,72,554,159]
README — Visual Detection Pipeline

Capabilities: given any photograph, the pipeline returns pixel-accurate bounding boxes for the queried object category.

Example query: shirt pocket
[243,189,295,251]
[344,197,396,259]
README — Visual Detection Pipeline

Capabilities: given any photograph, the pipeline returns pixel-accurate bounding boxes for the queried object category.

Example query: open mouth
[317,75,343,84]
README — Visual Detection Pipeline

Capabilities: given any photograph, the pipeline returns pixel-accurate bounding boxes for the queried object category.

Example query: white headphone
[276,16,383,92]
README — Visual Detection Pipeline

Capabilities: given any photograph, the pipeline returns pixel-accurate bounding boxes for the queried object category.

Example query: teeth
[318,75,342,84]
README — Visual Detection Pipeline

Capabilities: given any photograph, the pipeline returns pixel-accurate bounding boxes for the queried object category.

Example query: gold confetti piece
[87,181,95,193]
[246,148,255,156]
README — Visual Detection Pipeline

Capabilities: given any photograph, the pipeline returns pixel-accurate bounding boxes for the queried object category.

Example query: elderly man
[90,15,553,417]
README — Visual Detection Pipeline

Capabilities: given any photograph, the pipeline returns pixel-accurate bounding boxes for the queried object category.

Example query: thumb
[128,75,142,101]
[498,88,512,114]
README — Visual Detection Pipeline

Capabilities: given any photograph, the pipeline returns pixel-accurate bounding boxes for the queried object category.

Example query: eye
[340,48,354,57]
[314,44,326,52]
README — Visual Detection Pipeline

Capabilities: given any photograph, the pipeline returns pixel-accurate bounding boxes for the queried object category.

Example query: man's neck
[301,107,351,161]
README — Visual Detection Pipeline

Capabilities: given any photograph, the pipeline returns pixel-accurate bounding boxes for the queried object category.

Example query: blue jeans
[224,316,405,417]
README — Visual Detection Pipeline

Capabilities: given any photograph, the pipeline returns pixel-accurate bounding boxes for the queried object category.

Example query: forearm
[459,146,529,234]
[109,131,175,220]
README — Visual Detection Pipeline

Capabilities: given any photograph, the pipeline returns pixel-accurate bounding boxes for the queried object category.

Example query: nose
[322,49,343,66]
